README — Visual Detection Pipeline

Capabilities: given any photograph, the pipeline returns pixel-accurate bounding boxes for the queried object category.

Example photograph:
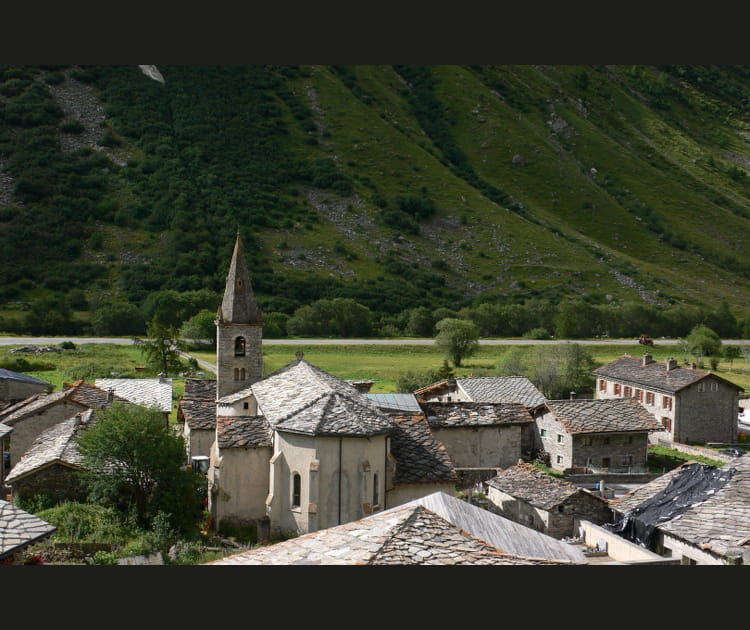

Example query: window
[613,383,622,396]
[556,455,563,465]
[373,472,379,508]
[557,434,565,443]
[291,473,301,508]
[711,382,718,392]
[234,368,246,381]
[663,396,672,410]
[243,402,249,410]
[662,417,672,432]
[646,392,655,405]
[623,386,632,397]
[599,379,607,392]
[635,389,643,402]
[698,382,706,393]
[234,337,246,356]
[540,429,547,437]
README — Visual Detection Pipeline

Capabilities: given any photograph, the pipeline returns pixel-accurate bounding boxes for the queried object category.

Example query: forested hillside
[1,65,749,339]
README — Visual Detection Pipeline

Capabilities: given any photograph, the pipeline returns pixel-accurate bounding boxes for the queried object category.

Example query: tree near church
[135,319,184,375]
[75,403,204,534]
[434,318,479,367]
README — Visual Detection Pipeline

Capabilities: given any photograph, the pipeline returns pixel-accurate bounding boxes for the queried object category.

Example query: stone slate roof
[96,377,173,413]
[178,397,216,431]
[0,381,128,427]
[416,376,546,407]
[183,378,216,400]
[457,376,548,407]
[539,398,664,435]
[216,416,273,449]
[593,355,743,394]
[0,368,51,387]
[251,359,394,438]
[0,422,11,440]
[5,409,94,484]
[0,499,57,560]
[421,401,535,428]
[206,492,578,565]
[217,232,261,325]
[613,456,750,558]
[485,462,606,511]
[389,414,457,484]
[366,392,422,415]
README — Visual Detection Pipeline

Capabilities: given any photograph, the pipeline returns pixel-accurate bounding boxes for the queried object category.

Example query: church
[197,233,457,539]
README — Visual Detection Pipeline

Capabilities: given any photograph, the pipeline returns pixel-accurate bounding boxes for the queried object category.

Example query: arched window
[233,368,239,381]
[292,473,301,508]
[239,368,246,381]
[234,337,246,356]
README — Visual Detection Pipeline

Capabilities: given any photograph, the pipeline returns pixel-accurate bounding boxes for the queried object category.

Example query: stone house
[484,461,613,539]
[206,491,586,565]
[415,375,547,408]
[610,455,750,565]
[5,409,94,504]
[532,398,664,474]
[0,368,51,405]
[96,376,173,424]
[0,499,56,565]
[593,353,744,444]
[0,380,128,468]
[420,401,536,469]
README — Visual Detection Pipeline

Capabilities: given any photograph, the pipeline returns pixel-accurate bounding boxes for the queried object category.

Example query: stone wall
[10,463,84,503]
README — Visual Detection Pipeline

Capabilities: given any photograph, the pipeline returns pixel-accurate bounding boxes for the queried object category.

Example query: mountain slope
[1,64,749,335]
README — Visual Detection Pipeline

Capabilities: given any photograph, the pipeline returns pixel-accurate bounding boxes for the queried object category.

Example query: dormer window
[234,337,246,356]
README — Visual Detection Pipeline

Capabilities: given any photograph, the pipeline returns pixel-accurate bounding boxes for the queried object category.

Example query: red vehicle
[638,334,654,346]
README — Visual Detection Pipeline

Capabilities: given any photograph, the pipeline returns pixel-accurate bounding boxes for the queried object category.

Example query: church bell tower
[215,231,263,399]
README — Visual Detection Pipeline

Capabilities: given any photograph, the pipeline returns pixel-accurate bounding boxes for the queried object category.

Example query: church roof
[217,232,261,325]
[216,416,273,448]
[205,492,580,565]
[389,414,457,484]
[251,358,395,438]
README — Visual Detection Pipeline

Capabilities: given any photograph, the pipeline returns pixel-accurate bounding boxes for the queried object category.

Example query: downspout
[338,437,342,525]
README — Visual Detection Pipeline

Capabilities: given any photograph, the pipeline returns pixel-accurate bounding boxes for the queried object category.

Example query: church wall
[209,444,271,526]
[271,432,389,536]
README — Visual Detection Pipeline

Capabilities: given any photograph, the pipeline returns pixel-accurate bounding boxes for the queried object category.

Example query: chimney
[643,353,654,366]
[106,388,114,404]
[665,357,678,371]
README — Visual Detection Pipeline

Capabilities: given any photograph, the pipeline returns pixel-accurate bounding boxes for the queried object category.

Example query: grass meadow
[3,340,748,423]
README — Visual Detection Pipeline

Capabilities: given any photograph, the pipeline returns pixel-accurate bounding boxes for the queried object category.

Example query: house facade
[532,398,664,474]
[593,354,743,444]
[420,401,535,469]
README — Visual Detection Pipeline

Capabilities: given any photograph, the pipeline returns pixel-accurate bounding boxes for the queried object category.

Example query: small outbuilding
[485,462,613,539]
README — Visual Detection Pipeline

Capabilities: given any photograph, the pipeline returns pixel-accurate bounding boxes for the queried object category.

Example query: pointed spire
[218,231,261,324]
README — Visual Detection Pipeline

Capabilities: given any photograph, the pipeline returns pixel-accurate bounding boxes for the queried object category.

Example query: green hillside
[1,64,749,338]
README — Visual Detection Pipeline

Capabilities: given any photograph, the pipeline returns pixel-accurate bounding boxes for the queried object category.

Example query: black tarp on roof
[607,462,736,548]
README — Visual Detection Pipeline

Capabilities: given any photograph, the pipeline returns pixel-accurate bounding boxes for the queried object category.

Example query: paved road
[1,336,748,346]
